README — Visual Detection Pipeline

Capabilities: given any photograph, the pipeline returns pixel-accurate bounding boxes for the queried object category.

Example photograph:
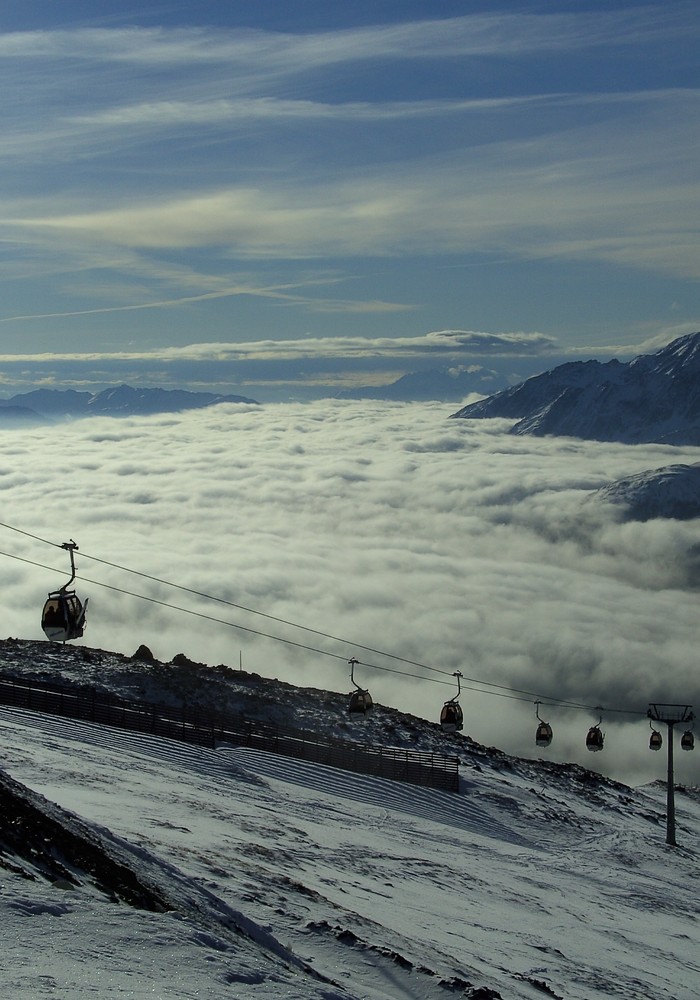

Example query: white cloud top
[1,400,698,785]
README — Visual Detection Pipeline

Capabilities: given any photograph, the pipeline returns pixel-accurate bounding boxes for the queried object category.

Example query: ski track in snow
[1,704,699,1000]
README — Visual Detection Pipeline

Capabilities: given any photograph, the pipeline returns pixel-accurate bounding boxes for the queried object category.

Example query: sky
[1,690,699,999]
[1,401,699,787]
[0,1,698,398]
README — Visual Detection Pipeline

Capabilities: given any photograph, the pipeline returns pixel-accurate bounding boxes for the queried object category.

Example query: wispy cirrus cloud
[1,7,696,66]
[0,329,556,364]
[8,109,697,281]
[0,5,697,358]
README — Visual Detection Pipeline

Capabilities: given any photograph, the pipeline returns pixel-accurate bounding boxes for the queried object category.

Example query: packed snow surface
[1,644,699,999]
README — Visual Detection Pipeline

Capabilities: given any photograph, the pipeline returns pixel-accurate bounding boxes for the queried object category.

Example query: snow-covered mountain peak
[632,331,700,376]
[451,332,700,445]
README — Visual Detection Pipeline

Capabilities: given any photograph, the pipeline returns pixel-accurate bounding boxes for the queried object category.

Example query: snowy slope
[591,461,700,520]
[451,332,700,445]
[450,359,622,422]
[1,643,699,999]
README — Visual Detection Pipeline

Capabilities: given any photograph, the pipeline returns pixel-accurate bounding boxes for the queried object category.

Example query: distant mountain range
[451,332,700,445]
[336,365,508,402]
[0,384,259,424]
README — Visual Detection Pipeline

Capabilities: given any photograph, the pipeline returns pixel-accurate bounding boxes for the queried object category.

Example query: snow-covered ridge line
[452,331,700,445]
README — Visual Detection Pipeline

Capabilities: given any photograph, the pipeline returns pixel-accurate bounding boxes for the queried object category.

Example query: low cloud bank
[1,400,698,786]
[0,329,558,399]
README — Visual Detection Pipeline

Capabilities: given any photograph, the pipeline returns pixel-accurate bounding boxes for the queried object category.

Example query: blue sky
[0,1,698,397]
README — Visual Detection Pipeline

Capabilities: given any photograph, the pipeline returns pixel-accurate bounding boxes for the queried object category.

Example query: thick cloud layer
[1,400,698,786]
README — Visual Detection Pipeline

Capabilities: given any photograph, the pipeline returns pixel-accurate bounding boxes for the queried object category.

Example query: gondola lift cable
[0,520,655,723]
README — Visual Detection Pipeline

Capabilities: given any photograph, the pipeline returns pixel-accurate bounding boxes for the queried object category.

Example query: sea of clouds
[1,399,699,786]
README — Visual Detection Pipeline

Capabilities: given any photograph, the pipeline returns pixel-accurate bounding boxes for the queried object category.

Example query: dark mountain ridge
[451,332,700,445]
[0,384,259,422]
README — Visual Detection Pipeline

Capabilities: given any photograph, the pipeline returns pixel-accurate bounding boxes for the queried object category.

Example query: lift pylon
[647,704,694,847]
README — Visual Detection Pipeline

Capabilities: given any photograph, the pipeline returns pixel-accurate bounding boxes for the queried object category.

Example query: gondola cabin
[41,590,88,642]
[535,721,553,748]
[649,729,663,752]
[440,700,463,733]
[585,725,604,752]
[681,730,695,751]
[41,539,87,643]
[348,688,373,716]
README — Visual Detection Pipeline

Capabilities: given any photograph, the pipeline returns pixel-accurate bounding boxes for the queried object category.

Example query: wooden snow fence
[0,674,460,793]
